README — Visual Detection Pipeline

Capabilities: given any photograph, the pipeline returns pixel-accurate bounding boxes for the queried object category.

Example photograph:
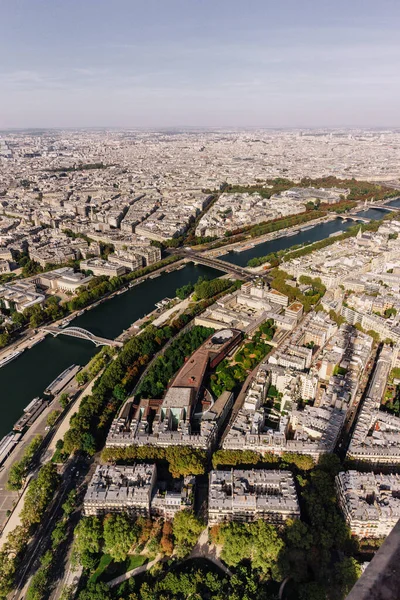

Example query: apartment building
[208,469,300,525]
[336,471,400,538]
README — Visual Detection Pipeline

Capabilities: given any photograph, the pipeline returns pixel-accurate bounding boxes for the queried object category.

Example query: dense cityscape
[0,126,398,600]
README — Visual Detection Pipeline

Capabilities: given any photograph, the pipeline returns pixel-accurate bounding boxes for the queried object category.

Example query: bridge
[43,326,123,347]
[177,250,254,280]
[370,203,400,211]
[336,215,370,223]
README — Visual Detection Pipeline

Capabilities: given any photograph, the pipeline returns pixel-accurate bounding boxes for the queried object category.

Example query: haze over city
[1,0,400,129]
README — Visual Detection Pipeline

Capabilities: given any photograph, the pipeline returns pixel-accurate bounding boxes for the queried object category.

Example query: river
[0,263,220,438]
[220,207,391,267]
[1,203,398,438]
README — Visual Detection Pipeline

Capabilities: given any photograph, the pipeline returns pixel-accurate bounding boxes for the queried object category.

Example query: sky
[1,0,400,129]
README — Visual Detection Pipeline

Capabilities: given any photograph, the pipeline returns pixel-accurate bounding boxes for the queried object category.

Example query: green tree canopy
[103,513,139,562]
[173,510,204,558]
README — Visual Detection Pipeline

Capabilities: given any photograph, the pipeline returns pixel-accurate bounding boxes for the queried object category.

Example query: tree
[26,567,48,600]
[285,519,313,551]
[0,551,16,598]
[79,582,112,600]
[103,513,138,562]
[165,446,207,478]
[173,510,203,557]
[298,582,327,600]
[0,330,10,348]
[219,522,251,567]
[160,521,174,556]
[217,519,284,578]
[7,434,43,491]
[51,520,68,546]
[281,452,314,471]
[73,516,103,566]
[176,282,194,300]
[76,370,90,386]
[62,490,77,516]
[47,409,61,428]
[59,586,75,600]
[333,557,361,599]
[6,525,29,555]
[59,392,70,409]
[20,463,60,527]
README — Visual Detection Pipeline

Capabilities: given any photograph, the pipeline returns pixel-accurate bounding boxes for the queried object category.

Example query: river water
[220,207,390,267]
[0,203,398,438]
[0,263,219,438]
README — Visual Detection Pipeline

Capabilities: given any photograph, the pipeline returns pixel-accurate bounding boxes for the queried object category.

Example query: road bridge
[370,204,400,211]
[178,250,254,280]
[337,215,370,223]
[43,326,123,347]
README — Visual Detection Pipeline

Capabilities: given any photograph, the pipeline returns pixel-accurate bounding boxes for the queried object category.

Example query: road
[0,392,74,536]
[336,345,379,460]
[0,371,94,541]
[0,329,45,362]
[12,456,93,600]
[11,458,79,600]
[47,374,103,454]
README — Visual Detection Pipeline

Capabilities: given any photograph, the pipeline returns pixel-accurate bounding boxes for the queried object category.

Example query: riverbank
[205,213,338,257]
[0,262,222,439]
[0,257,188,364]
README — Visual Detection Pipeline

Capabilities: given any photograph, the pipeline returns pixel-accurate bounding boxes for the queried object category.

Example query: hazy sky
[1,0,399,128]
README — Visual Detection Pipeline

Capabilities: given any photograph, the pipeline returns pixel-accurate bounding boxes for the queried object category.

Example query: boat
[0,432,21,467]
[300,225,315,232]
[44,364,80,395]
[23,396,41,413]
[0,350,23,369]
[149,273,161,279]
[14,397,47,432]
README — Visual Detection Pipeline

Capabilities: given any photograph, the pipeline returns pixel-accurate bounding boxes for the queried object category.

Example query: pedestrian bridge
[43,326,123,347]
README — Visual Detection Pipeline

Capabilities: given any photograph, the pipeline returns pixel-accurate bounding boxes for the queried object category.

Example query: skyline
[1,0,400,128]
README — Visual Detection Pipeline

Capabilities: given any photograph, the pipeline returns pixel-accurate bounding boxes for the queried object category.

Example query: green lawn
[124,554,147,572]
[90,553,147,583]
[89,554,113,584]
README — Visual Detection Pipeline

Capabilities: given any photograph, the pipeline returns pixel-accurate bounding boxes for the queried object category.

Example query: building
[0,281,45,312]
[151,476,195,519]
[80,257,127,277]
[84,464,157,517]
[336,471,400,538]
[347,346,400,466]
[84,464,196,519]
[33,267,93,293]
[106,330,242,451]
[208,469,300,525]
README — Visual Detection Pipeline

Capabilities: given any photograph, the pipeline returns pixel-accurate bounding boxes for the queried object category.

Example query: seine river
[0,263,219,438]
[0,203,397,438]
[221,207,390,267]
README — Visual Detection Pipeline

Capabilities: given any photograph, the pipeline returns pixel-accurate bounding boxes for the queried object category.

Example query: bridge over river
[42,326,123,347]
[175,249,254,279]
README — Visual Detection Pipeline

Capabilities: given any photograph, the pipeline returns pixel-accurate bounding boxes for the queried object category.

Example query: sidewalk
[0,375,99,550]
[48,375,101,454]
